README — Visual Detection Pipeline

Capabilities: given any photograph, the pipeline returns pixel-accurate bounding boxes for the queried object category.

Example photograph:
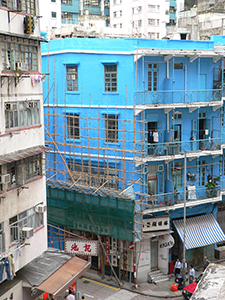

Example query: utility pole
[183,150,187,286]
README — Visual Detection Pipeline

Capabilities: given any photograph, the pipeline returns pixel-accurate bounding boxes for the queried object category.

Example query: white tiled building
[110,0,170,38]
[0,1,47,298]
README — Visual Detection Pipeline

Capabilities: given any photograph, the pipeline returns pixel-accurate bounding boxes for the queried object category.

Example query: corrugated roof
[47,179,132,200]
[0,145,49,165]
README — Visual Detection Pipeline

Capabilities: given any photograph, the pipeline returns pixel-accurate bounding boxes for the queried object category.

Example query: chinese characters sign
[65,239,99,256]
[143,216,170,232]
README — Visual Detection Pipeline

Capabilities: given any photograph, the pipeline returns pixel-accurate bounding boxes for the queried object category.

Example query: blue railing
[145,137,221,157]
[144,186,221,209]
[136,89,223,105]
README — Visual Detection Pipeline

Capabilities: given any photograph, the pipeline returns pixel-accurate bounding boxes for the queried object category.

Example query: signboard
[159,235,174,249]
[143,216,170,232]
[65,239,99,256]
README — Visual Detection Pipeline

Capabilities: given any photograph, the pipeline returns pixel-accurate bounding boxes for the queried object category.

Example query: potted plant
[205,176,220,197]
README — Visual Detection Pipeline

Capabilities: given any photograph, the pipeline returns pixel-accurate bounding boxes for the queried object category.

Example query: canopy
[173,214,225,250]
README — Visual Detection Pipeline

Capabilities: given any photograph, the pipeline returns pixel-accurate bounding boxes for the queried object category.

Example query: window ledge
[104,142,120,147]
[102,92,119,95]
[66,91,80,95]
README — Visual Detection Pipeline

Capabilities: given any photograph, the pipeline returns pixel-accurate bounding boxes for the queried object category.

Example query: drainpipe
[184,64,187,103]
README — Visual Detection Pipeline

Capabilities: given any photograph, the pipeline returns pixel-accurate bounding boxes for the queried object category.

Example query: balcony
[144,186,221,210]
[146,137,221,158]
[136,89,223,106]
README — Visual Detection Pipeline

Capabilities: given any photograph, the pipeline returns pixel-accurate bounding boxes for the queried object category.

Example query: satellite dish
[31,287,37,296]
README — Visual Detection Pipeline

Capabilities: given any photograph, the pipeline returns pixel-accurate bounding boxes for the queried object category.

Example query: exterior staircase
[148,269,170,284]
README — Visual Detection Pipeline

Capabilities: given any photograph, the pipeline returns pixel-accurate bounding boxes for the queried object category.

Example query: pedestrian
[175,269,184,290]
[203,256,211,271]
[181,259,187,275]
[174,258,181,276]
[189,265,195,284]
[66,290,75,300]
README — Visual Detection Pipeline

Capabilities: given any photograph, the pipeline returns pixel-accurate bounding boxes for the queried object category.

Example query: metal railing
[144,186,221,209]
[136,89,223,105]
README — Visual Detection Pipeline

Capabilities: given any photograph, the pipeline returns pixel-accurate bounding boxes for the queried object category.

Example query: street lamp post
[183,150,187,286]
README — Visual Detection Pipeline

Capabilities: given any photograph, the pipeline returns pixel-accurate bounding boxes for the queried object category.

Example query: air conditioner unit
[22,227,34,239]
[35,204,46,213]
[15,62,28,71]
[25,101,34,109]
[5,103,18,111]
[0,174,10,184]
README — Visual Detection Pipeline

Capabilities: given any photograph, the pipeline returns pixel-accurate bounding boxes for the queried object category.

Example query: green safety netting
[47,184,134,241]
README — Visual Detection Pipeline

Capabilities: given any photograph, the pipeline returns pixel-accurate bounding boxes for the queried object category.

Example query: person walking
[66,290,75,300]
[174,258,182,276]
[189,265,195,284]
[203,256,211,271]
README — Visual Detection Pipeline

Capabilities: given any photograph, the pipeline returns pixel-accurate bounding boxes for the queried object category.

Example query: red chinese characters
[71,243,79,252]
[84,244,91,252]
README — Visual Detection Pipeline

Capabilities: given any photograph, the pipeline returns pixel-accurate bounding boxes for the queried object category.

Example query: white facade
[110,0,170,39]
[0,1,47,298]
[39,0,62,33]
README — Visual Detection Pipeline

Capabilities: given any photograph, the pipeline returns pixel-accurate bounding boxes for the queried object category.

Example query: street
[75,277,184,300]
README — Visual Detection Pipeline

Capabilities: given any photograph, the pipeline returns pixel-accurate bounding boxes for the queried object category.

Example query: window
[61,0,72,3]
[120,23,122,28]
[138,20,142,27]
[137,6,142,12]
[174,63,183,70]
[2,0,36,14]
[66,66,78,91]
[104,65,117,92]
[5,100,40,130]
[148,19,155,26]
[67,114,80,139]
[157,33,159,39]
[113,0,116,4]
[113,11,117,17]
[51,0,56,2]
[9,206,44,244]
[198,160,206,186]
[120,10,122,17]
[148,5,155,12]
[62,12,73,19]
[157,19,159,26]
[148,64,158,91]
[132,7,134,14]
[174,112,182,120]
[1,35,38,71]
[68,163,118,189]
[148,32,155,39]
[106,115,118,143]
[7,154,42,188]
[51,11,57,18]
[113,24,117,28]
[172,162,182,188]
[84,0,101,6]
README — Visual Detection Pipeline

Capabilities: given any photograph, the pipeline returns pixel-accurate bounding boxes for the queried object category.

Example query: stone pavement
[81,268,202,299]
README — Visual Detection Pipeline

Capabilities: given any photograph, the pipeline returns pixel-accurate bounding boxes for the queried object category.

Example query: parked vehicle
[182,274,203,299]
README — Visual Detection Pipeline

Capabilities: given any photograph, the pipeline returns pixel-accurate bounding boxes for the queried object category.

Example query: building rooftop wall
[41,37,217,54]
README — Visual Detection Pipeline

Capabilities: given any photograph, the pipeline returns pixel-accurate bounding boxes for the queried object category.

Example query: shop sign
[143,216,170,232]
[65,239,99,256]
[159,235,174,249]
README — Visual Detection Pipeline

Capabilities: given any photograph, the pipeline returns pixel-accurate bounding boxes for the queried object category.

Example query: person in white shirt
[189,264,195,284]
[174,258,182,276]
[66,290,75,300]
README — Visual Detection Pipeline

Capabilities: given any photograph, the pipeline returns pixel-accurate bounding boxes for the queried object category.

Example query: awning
[173,214,225,250]
[0,145,49,165]
[142,230,173,240]
[36,256,90,296]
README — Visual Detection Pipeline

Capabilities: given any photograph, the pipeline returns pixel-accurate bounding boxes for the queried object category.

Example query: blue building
[41,37,225,283]
[61,0,109,25]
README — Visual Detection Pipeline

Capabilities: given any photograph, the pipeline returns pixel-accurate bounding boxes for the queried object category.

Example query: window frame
[104,64,117,92]
[66,65,78,92]
[67,114,80,140]
[105,114,118,143]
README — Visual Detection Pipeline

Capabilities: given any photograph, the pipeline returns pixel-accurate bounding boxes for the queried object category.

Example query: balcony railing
[144,186,221,209]
[136,89,223,105]
[146,137,221,157]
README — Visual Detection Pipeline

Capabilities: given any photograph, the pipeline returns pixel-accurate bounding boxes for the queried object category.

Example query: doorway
[151,240,158,270]
[148,122,157,155]
[199,119,205,149]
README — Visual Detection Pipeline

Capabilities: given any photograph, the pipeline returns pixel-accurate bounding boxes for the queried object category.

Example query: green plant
[205,176,220,189]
